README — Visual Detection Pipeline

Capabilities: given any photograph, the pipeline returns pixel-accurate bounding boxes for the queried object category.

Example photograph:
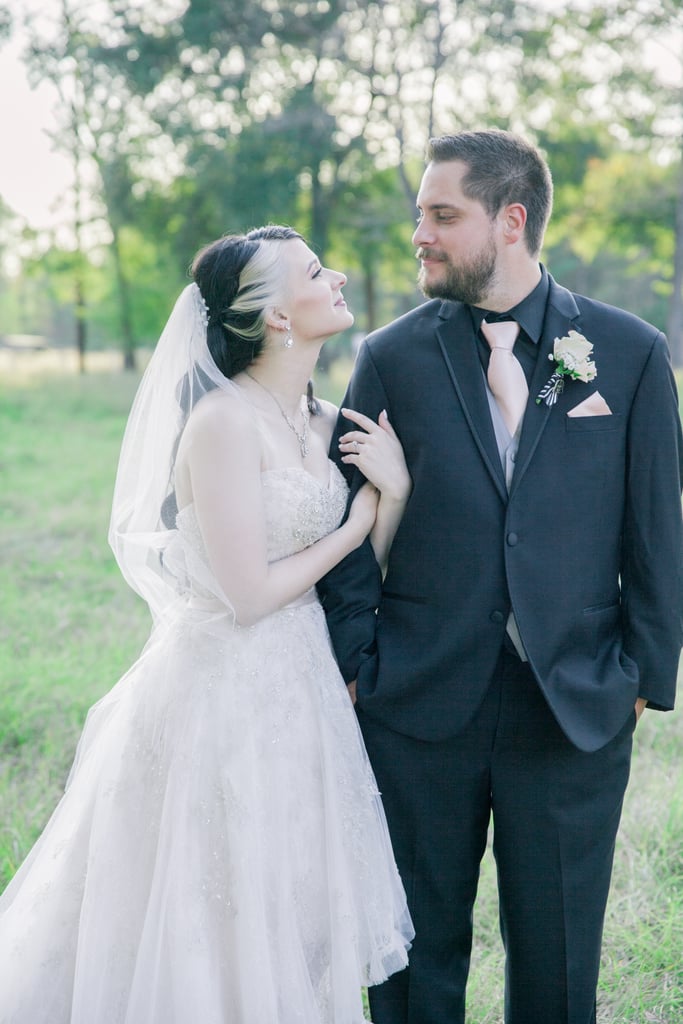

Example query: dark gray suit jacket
[319,274,683,752]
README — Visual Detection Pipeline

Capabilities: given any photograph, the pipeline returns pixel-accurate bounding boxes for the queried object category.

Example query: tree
[327,160,419,333]
[84,0,564,297]
[13,0,679,356]
[513,0,683,362]
[21,0,100,370]
[22,0,175,369]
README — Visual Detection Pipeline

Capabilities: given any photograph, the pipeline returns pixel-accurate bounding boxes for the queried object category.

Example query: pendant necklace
[245,372,310,458]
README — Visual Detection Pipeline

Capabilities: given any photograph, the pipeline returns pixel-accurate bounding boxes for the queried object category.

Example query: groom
[319,130,683,1024]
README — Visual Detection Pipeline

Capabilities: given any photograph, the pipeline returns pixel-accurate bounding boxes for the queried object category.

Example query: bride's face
[281,239,354,343]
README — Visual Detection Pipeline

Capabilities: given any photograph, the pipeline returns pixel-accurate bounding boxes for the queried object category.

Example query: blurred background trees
[1,0,681,369]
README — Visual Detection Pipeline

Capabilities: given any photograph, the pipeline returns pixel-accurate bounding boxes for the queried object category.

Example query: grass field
[1,359,682,1022]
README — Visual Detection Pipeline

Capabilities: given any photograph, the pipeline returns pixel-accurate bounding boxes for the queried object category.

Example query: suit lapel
[434,303,508,500]
[509,277,583,497]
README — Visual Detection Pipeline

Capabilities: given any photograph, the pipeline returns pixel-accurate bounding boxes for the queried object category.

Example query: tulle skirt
[0,597,412,1023]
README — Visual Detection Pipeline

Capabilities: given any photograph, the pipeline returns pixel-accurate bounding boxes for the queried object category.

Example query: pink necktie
[481,319,528,436]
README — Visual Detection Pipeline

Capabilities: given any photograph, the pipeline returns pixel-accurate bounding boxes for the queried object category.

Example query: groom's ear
[501,203,527,245]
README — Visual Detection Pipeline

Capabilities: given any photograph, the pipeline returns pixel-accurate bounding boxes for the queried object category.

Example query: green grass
[0,369,150,881]
[1,362,682,1022]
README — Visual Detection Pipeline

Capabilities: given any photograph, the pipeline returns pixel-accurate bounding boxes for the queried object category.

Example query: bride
[0,225,413,1023]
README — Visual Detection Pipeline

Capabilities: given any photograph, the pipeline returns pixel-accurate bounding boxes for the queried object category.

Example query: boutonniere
[536,330,597,407]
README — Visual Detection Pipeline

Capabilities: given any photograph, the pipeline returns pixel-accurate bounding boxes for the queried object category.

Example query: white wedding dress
[0,463,412,1024]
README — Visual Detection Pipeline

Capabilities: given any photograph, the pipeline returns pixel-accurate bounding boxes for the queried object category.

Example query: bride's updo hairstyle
[192,225,303,379]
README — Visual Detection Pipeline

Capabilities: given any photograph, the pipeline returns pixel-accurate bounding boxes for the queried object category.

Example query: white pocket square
[567,391,612,417]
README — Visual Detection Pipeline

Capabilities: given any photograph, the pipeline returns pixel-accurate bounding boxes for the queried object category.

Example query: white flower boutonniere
[536,330,597,407]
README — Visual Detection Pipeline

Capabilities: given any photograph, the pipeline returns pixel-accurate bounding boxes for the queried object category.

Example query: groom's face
[412,160,501,306]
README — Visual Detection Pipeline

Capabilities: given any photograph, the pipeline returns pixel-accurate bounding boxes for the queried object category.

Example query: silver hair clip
[194,285,210,328]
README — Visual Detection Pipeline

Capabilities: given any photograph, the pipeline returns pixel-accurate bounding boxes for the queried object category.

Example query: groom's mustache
[416,248,447,261]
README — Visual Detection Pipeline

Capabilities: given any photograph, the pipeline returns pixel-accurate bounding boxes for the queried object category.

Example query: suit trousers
[359,648,635,1024]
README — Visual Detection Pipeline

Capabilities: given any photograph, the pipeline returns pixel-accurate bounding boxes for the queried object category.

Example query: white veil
[108,283,236,623]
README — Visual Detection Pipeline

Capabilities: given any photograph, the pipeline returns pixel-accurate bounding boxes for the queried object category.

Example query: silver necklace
[245,372,310,458]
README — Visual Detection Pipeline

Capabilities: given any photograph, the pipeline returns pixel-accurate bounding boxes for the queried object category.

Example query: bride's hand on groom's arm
[338,408,412,502]
[339,408,412,575]
[347,680,357,705]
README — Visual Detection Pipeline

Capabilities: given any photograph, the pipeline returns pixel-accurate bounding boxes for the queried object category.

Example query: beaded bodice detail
[177,463,348,565]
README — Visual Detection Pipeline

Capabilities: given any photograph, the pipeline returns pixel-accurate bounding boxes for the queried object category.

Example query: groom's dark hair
[427,130,553,258]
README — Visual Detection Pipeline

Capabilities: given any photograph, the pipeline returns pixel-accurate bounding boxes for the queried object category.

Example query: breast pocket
[565,413,623,433]
[555,411,626,494]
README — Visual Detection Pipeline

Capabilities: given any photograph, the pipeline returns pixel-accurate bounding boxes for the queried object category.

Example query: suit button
[490,610,505,624]
[507,532,519,546]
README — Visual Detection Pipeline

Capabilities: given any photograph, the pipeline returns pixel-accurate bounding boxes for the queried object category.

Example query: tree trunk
[75,275,86,374]
[111,225,137,371]
[309,169,329,260]
[364,261,377,334]
[73,116,87,374]
[397,160,418,220]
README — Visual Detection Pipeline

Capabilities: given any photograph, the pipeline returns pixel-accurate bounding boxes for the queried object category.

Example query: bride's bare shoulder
[186,387,254,437]
[175,387,260,504]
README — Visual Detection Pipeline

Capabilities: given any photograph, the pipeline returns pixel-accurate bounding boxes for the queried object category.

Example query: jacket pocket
[582,601,620,658]
[565,413,623,432]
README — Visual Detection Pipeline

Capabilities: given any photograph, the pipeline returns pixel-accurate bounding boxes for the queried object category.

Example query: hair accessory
[195,288,210,328]
[283,324,293,349]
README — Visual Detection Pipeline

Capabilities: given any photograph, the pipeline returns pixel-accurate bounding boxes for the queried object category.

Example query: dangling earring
[283,323,293,349]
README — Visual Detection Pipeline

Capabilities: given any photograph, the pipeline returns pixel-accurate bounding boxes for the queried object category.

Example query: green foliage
[541,150,677,329]
[552,152,675,266]
[3,0,683,362]
[0,4,11,38]
[89,225,185,347]
[325,160,420,331]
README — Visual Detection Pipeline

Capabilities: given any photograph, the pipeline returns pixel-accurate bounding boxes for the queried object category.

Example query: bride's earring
[283,323,293,349]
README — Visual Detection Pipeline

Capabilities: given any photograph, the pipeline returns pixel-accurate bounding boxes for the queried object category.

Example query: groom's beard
[417,239,498,306]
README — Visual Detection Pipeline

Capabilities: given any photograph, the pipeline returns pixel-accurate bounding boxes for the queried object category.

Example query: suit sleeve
[621,331,683,709]
[317,343,388,683]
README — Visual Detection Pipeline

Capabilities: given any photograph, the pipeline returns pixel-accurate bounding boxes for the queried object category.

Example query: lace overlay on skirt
[0,464,412,1024]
